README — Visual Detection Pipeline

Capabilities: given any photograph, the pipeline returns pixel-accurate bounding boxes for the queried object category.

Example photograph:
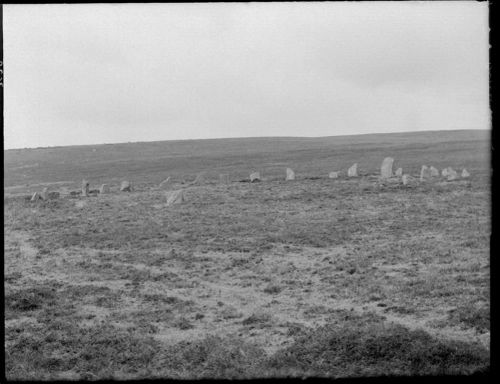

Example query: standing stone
[395,168,403,177]
[40,187,49,200]
[99,184,110,194]
[402,174,410,185]
[329,172,339,179]
[250,172,261,182]
[286,168,295,181]
[166,189,185,205]
[347,163,358,177]
[380,157,394,178]
[447,168,458,181]
[430,166,439,177]
[120,181,131,192]
[462,169,470,178]
[442,168,450,177]
[420,165,431,181]
[81,180,90,197]
[159,177,171,189]
[30,192,41,201]
[219,174,230,184]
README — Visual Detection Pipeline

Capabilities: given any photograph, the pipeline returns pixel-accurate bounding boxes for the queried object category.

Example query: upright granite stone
[462,169,470,178]
[395,168,403,177]
[286,168,295,181]
[347,163,358,177]
[402,174,410,185]
[250,172,261,182]
[380,157,394,178]
[442,168,450,177]
[120,181,131,192]
[166,189,185,206]
[447,168,458,181]
[81,180,90,197]
[99,184,110,194]
[430,166,439,177]
[40,187,49,200]
[329,172,339,179]
[420,165,431,181]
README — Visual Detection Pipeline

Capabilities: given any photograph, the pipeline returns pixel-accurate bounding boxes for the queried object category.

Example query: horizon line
[4,128,490,151]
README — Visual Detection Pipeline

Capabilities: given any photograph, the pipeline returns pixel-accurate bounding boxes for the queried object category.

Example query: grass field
[4,130,490,379]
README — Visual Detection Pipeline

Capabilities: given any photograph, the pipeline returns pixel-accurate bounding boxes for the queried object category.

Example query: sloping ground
[4,174,490,379]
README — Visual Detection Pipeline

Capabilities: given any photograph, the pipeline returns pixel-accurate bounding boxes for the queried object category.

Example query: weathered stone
[40,187,49,200]
[81,179,90,197]
[380,157,394,178]
[250,172,261,182]
[430,166,439,177]
[402,174,410,185]
[447,168,458,181]
[99,184,110,194]
[30,192,41,201]
[120,181,131,192]
[329,171,339,179]
[219,174,230,184]
[462,169,470,178]
[286,168,295,181]
[166,189,185,205]
[395,168,403,177]
[347,163,358,177]
[442,168,450,177]
[420,165,431,181]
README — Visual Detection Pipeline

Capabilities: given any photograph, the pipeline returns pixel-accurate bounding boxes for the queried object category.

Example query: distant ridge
[4,129,489,151]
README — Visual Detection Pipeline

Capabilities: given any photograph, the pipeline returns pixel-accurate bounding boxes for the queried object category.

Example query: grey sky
[4,2,489,149]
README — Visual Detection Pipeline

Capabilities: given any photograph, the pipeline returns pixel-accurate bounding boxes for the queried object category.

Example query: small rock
[30,192,41,201]
[250,172,261,182]
[120,180,131,192]
[99,184,110,194]
[166,189,185,205]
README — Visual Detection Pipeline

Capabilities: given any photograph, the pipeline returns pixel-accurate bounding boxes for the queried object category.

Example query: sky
[3,2,490,149]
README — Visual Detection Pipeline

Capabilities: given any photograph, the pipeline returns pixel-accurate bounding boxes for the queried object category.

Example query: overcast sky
[4,2,490,149]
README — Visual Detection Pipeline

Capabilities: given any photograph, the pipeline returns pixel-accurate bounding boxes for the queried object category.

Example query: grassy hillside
[4,130,490,189]
[4,129,490,379]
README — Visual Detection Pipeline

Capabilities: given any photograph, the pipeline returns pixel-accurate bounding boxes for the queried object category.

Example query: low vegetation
[4,131,490,379]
